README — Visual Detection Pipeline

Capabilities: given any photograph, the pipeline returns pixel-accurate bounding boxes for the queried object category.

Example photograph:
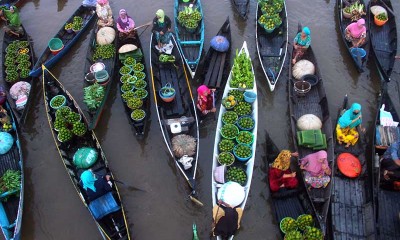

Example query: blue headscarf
[338,103,362,128]
[81,170,97,192]
[303,27,310,36]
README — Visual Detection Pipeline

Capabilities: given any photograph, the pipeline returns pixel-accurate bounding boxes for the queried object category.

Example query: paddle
[94,173,147,192]
[133,21,152,31]
[188,180,204,207]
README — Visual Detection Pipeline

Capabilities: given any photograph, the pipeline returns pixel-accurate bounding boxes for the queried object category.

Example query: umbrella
[210,35,230,52]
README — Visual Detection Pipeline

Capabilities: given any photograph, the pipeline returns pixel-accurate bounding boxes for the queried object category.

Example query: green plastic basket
[48,38,64,51]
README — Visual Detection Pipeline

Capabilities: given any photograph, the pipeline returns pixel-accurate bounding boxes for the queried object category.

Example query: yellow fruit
[231,100,236,105]
[228,95,234,101]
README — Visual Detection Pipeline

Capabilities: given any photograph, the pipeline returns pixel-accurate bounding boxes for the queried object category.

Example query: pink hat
[197,85,210,96]
[97,0,108,5]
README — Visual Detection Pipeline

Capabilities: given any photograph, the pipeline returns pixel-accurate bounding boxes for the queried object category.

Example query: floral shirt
[294,32,311,48]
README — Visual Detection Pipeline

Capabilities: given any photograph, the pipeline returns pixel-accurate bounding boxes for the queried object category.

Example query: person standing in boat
[96,0,113,28]
[212,200,243,240]
[300,150,331,189]
[152,9,172,51]
[116,9,135,42]
[292,26,311,65]
[381,141,400,181]
[0,6,23,37]
[268,150,299,192]
[196,85,216,119]
[345,18,367,48]
[336,102,365,148]
[80,169,113,201]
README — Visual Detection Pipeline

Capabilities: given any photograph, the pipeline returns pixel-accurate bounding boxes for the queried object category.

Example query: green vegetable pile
[234,143,252,159]
[92,44,115,61]
[120,74,132,84]
[134,89,148,99]
[303,226,323,240]
[134,71,146,80]
[133,63,144,72]
[159,54,175,63]
[71,16,83,31]
[119,65,132,75]
[72,121,87,136]
[134,79,147,89]
[280,217,297,233]
[226,166,247,186]
[4,40,31,82]
[297,214,314,231]
[218,152,234,166]
[222,111,238,125]
[131,109,145,121]
[230,50,254,89]
[124,57,136,66]
[218,139,235,152]
[284,230,303,240]
[221,124,239,139]
[0,170,21,201]
[50,95,66,109]
[236,131,253,145]
[83,83,105,111]
[53,106,87,142]
[121,83,133,92]
[234,101,252,116]
[237,116,255,130]
[376,12,388,21]
[126,97,143,110]
[177,5,202,29]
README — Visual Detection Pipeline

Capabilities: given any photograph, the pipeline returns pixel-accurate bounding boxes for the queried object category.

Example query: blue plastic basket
[233,143,252,162]
[351,48,366,59]
[237,115,255,131]
[244,91,256,103]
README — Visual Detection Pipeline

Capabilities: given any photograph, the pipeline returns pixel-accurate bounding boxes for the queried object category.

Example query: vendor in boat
[345,18,367,48]
[0,6,23,38]
[152,9,172,52]
[196,85,216,119]
[212,200,243,240]
[381,141,400,181]
[336,102,365,148]
[96,0,113,28]
[300,150,331,189]
[116,9,135,42]
[292,26,311,65]
[268,150,299,192]
[80,169,113,201]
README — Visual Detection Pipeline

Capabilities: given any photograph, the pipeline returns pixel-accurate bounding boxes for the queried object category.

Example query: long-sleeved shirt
[383,141,400,161]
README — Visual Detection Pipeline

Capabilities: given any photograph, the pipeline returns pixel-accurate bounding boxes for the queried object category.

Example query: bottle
[375,153,380,168]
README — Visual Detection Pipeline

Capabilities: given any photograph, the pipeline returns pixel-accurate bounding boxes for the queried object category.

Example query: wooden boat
[231,0,250,20]
[330,95,375,239]
[173,0,204,78]
[0,101,24,240]
[82,25,117,130]
[149,33,200,202]
[211,41,257,240]
[255,0,288,91]
[265,133,321,238]
[116,30,150,139]
[368,0,397,81]
[288,30,334,235]
[201,17,231,98]
[372,80,400,240]
[42,66,130,240]
[29,5,96,77]
[1,25,36,125]
[337,0,369,72]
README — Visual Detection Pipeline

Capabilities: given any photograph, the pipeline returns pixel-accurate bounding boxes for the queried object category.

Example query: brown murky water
[4,0,399,239]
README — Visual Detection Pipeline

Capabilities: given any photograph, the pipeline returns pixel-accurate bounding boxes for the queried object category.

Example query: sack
[0,132,13,154]
[178,155,193,170]
[73,147,98,169]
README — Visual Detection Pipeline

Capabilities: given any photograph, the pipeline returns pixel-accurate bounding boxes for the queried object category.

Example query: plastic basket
[280,217,297,234]
[131,109,146,122]
[48,38,64,55]
[217,152,235,166]
[220,124,239,140]
[50,95,66,110]
[222,111,238,125]
[233,143,252,162]
[350,48,366,59]
[244,91,256,103]
[236,131,254,146]
[237,115,255,131]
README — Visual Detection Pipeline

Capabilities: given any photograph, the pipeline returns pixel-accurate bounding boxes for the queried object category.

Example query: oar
[94,173,147,192]
[133,21,152,31]
[188,179,204,207]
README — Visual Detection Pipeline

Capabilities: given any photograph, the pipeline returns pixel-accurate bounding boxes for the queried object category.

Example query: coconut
[297,114,322,131]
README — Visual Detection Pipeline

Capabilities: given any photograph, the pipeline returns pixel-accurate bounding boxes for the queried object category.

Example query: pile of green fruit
[5,70,18,82]
[133,63,144,72]
[4,40,31,82]
[122,91,135,102]
[222,111,238,125]
[303,227,323,240]
[234,101,252,116]
[134,89,148,99]
[2,122,12,132]
[284,230,303,240]
[121,83,133,92]
[134,71,146,80]
[159,54,175,63]
[72,121,87,136]
[221,124,239,139]
[218,139,235,152]
[131,109,145,121]
[236,131,253,145]
[230,50,254,89]
[50,95,66,109]
[126,97,143,110]
[66,111,81,124]
[234,143,252,159]
[177,6,202,29]
[218,152,234,166]
[237,116,255,130]
[54,106,87,142]
[297,214,314,231]
[56,106,71,119]
[120,74,132,84]
[228,90,245,102]
[226,166,247,186]
[119,65,132,75]
[0,170,21,200]
[71,16,83,31]
[280,217,297,233]
[123,57,136,66]
[92,44,115,61]
[134,79,147,89]
[376,12,388,21]
[16,54,29,62]
[58,128,73,142]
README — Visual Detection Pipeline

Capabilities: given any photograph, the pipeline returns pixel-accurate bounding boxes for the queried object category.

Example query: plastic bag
[73,147,98,169]
[0,132,13,154]
[178,155,193,170]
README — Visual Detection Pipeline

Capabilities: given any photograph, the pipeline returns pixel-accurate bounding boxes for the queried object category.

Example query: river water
[7,0,400,239]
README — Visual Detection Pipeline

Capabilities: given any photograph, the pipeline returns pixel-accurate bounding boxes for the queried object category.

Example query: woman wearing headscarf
[116,9,135,41]
[81,170,112,201]
[292,26,311,64]
[300,150,331,189]
[212,200,243,239]
[82,0,97,8]
[196,85,216,118]
[95,0,113,27]
[268,150,299,192]
[345,18,367,48]
[152,9,172,50]
[336,102,365,147]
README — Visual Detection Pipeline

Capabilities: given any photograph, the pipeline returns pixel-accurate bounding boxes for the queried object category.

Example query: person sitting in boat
[196,85,216,119]
[381,141,400,181]
[212,200,243,240]
[336,102,365,148]
[80,169,113,201]
[345,18,366,48]
[292,26,311,65]
[300,150,331,189]
[82,0,97,8]
[96,0,113,28]
[116,9,135,42]
[268,150,299,192]
[152,9,172,52]
[0,6,23,38]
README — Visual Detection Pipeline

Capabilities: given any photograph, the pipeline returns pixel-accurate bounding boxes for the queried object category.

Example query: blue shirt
[383,141,400,161]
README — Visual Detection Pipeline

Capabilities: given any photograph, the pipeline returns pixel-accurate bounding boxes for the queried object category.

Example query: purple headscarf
[117,9,132,30]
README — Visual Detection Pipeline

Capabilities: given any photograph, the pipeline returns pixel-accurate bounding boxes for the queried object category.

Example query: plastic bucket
[294,80,311,97]
[85,72,96,84]
[244,91,256,103]
[48,38,64,55]
[350,48,366,59]
[95,70,109,83]
[233,143,252,162]
[301,74,319,87]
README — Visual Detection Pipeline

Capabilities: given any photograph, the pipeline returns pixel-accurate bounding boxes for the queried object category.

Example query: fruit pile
[222,95,237,109]
[234,101,252,116]
[134,79,147,89]
[221,124,239,139]
[222,111,238,124]
[126,97,143,110]
[2,122,12,132]
[236,131,253,145]
[124,57,136,66]
[119,66,132,75]
[237,116,255,130]
[303,226,323,240]
[50,95,66,109]
[53,107,87,142]
[133,63,144,72]
[230,50,254,89]
[280,217,297,233]
[228,89,244,102]
[376,12,388,21]
[218,152,234,166]
[284,230,303,240]
[131,109,145,121]
[4,40,31,83]
[226,166,247,186]
[234,143,252,159]
[280,214,323,240]
[258,0,283,32]
[177,6,202,30]
[218,139,235,152]
[134,89,148,99]
[297,214,314,231]
[121,83,133,92]
[72,121,86,136]
[92,44,115,61]
[71,16,83,31]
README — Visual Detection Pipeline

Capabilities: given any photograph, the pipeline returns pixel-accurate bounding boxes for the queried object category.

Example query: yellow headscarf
[271,150,292,171]
[156,9,165,23]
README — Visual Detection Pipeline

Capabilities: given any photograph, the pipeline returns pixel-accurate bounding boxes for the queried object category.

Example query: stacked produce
[54,106,87,142]
[0,170,21,201]
[83,83,105,111]
[71,16,83,31]
[258,0,284,32]
[92,44,115,61]
[177,5,202,31]
[4,40,31,82]
[280,214,323,240]
[230,50,254,89]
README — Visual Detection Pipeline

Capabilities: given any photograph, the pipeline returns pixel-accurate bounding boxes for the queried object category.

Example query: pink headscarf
[197,85,210,101]
[97,0,108,5]
[347,18,366,38]
[300,150,330,177]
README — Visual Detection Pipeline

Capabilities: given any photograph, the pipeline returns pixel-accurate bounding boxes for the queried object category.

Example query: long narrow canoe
[29,5,96,77]
[116,31,151,139]
[265,133,321,238]
[82,25,117,130]
[330,95,375,239]
[201,17,231,98]
[211,41,258,240]
[372,80,400,240]
[288,32,334,235]
[368,0,397,81]
[231,0,250,20]
[0,101,24,240]
[1,25,36,125]
[256,1,288,91]
[149,34,200,201]
[337,0,369,72]
[42,66,130,240]
[174,0,205,78]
